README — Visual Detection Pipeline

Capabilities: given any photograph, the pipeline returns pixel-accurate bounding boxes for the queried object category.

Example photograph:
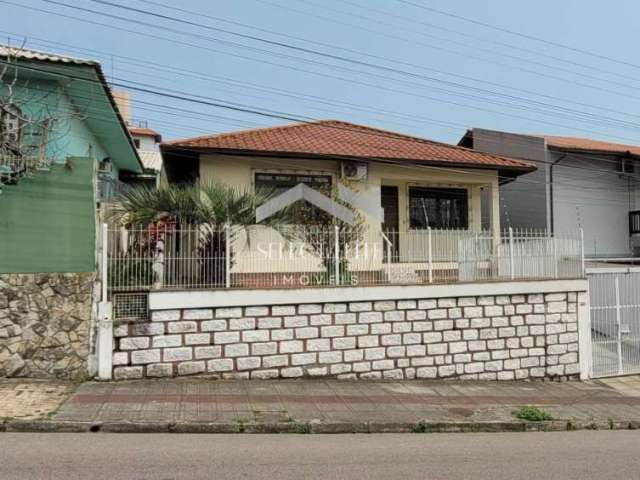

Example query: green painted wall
[0,78,109,168]
[0,157,95,273]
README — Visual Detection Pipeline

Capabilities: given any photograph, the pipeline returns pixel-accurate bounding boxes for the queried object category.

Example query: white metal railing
[104,224,584,294]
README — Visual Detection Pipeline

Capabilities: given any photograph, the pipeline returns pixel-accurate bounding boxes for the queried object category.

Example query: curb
[3,418,640,434]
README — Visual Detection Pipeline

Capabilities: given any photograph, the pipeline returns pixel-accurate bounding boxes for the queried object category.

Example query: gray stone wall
[113,291,583,381]
[0,273,95,379]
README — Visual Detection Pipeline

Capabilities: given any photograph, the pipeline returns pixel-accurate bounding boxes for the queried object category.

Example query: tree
[0,45,93,185]
[109,181,292,287]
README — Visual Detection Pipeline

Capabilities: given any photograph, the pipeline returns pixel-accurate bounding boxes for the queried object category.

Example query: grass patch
[293,422,312,434]
[514,406,553,422]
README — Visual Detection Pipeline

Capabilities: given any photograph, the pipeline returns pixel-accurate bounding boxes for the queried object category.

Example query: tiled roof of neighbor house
[0,45,97,65]
[129,127,162,140]
[138,150,162,171]
[164,120,534,172]
[543,135,640,156]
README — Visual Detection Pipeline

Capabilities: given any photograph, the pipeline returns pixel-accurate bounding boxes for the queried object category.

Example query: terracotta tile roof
[129,127,162,140]
[163,120,533,172]
[543,135,640,156]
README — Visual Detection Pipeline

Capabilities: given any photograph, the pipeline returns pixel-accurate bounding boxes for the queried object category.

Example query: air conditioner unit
[341,161,368,181]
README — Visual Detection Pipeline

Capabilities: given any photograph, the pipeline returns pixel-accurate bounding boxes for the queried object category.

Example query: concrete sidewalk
[4,376,640,433]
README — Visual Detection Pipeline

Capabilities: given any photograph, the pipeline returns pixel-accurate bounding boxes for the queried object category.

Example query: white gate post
[578,288,592,380]
[225,224,231,288]
[428,227,433,284]
[97,222,113,380]
[101,223,108,303]
[579,228,585,276]
[334,225,340,286]
[552,234,558,279]
[509,227,515,280]
[615,275,623,375]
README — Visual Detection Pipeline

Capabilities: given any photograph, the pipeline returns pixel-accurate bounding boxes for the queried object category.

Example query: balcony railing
[97,174,130,203]
[0,154,49,186]
[102,224,585,295]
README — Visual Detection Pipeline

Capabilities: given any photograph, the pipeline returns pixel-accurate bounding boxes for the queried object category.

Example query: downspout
[549,154,567,236]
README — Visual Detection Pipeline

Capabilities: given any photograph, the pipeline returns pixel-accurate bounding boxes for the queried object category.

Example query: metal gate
[589,269,640,378]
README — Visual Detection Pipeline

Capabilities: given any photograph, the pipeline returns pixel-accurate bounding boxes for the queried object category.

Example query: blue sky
[4,0,640,144]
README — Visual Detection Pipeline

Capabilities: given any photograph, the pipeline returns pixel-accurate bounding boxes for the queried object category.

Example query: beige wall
[199,153,499,233]
[198,153,501,274]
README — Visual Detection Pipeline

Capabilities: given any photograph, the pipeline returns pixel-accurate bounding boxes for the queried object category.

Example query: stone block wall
[0,273,95,379]
[113,291,583,380]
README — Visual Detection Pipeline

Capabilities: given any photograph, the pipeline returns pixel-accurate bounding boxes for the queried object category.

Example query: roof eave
[91,65,144,173]
[548,145,640,160]
[160,145,535,175]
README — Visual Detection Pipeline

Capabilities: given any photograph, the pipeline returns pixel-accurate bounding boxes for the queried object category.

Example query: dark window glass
[255,172,332,223]
[409,187,468,229]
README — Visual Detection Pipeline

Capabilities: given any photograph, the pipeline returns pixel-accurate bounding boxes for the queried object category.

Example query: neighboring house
[113,91,163,187]
[0,45,142,378]
[124,125,162,187]
[162,119,534,255]
[459,128,640,258]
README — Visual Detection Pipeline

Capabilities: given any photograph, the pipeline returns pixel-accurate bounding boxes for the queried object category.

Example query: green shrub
[514,406,553,422]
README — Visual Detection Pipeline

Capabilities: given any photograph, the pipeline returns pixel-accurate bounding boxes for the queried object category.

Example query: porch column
[490,180,501,247]
[470,185,482,232]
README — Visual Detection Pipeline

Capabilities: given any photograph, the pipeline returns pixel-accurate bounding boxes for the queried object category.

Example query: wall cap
[149,279,588,311]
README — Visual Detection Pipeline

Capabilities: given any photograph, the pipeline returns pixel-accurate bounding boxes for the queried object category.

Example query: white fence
[103,224,584,294]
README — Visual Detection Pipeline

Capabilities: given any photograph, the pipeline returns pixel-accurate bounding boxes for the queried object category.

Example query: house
[459,128,640,258]
[101,120,592,382]
[161,120,535,283]
[127,125,162,187]
[113,90,163,188]
[97,120,594,382]
[0,45,142,378]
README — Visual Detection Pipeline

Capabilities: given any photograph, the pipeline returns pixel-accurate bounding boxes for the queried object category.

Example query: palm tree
[110,180,289,227]
[110,181,292,288]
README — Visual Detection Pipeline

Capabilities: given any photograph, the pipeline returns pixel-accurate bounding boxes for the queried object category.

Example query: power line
[299,0,640,88]
[337,0,640,86]
[86,0,640,125]
[139,0,640,106]
[254,0,640,104]
[6,57,640,201]
[5,28,640,182]
[33,0,640,136]
[2,0,636,143]
[396,0,640,72]
[5,52,640,193]
[9,31,640,177]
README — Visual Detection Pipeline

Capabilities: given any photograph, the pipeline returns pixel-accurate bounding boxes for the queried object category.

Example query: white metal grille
[104,224,584,294]
[589,270,640,378]
[113,292,149,322]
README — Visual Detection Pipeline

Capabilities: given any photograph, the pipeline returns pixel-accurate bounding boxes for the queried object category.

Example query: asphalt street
[1,431,639,479]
